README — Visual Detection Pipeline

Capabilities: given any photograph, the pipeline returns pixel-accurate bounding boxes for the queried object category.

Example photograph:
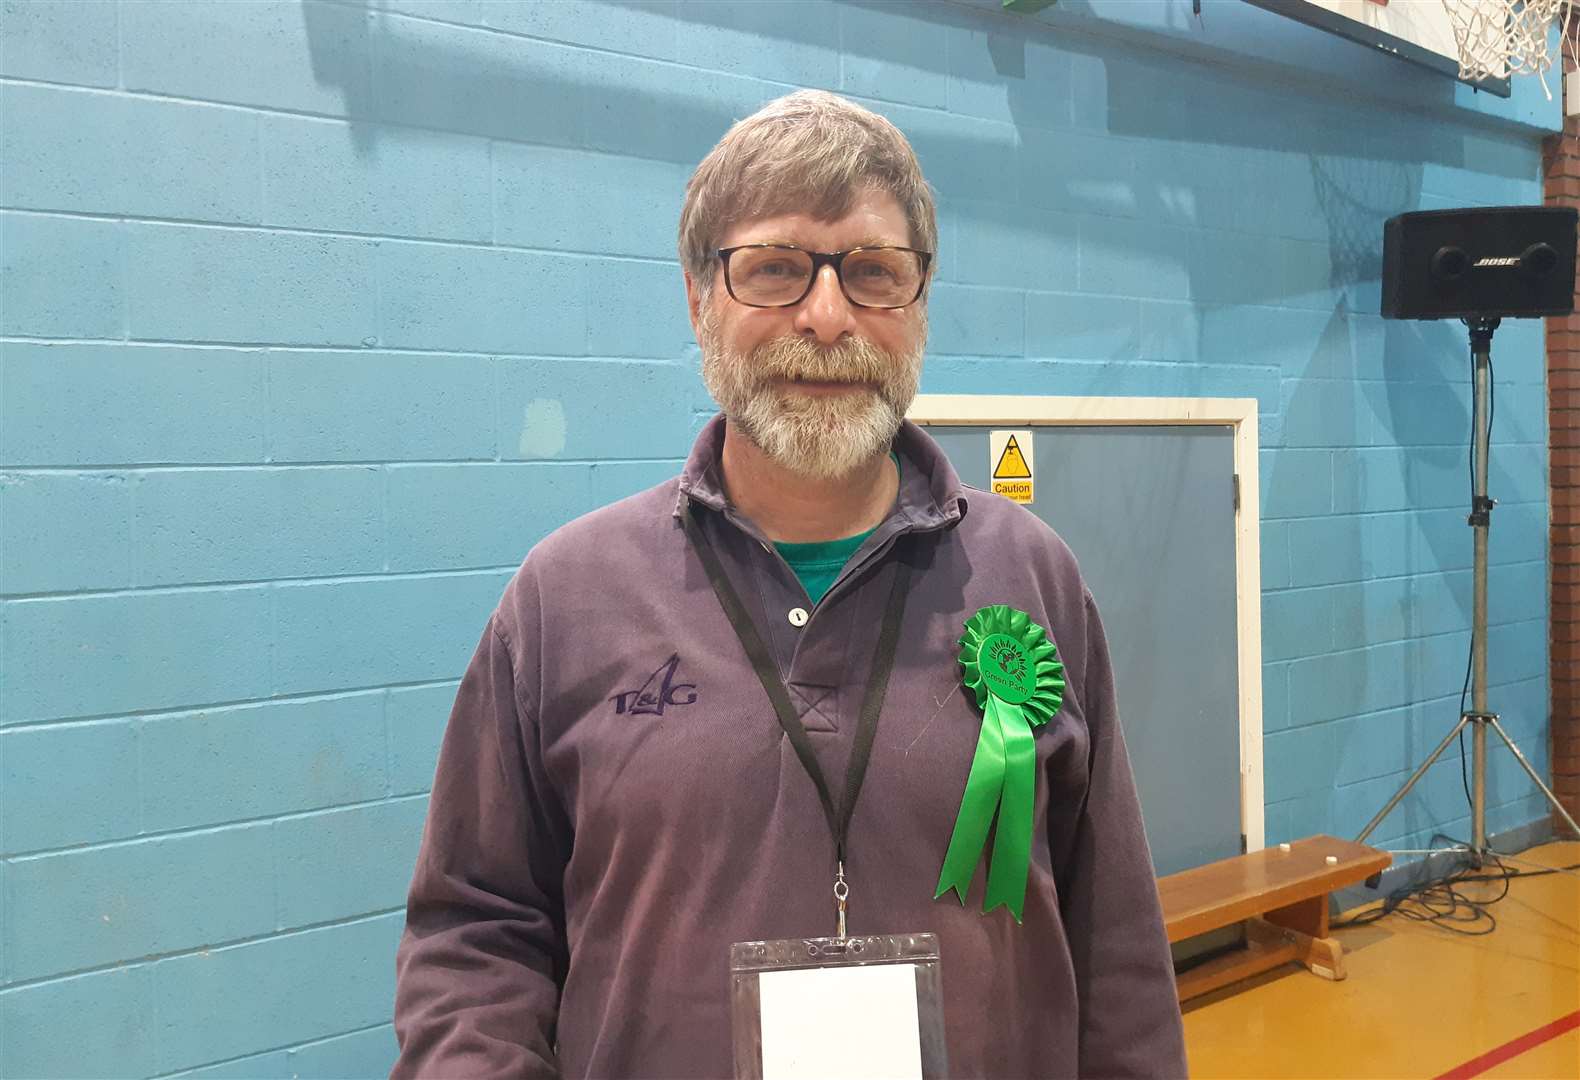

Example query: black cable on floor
[1329,832,1577,936]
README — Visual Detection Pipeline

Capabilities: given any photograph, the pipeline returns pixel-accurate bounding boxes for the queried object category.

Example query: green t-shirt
[772,453,897,605]
[774,527,877,606]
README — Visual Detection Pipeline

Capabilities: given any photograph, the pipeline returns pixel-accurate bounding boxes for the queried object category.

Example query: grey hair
[678,90,938,296]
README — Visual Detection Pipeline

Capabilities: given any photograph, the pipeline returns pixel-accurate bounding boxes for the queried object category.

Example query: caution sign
[990,430,1034,504]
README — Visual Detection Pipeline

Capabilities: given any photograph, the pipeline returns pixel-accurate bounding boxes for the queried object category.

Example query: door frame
[908,394,1266,854]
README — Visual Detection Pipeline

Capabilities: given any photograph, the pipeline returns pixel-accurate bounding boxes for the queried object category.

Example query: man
[393,90,1186,1078]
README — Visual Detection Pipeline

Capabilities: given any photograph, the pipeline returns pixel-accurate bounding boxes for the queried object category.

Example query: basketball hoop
[1440,0,1577,99]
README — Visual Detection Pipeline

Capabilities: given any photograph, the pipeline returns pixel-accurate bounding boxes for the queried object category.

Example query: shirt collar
[674,413,968,532]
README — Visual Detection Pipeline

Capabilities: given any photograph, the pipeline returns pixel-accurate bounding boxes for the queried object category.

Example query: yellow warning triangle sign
[993,435,1033,479]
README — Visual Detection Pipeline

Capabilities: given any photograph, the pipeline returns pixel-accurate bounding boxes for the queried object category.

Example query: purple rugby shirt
[392,416,1187,1079]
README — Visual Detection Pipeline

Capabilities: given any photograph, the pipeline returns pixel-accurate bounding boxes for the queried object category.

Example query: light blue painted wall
[0,1,1558,1075]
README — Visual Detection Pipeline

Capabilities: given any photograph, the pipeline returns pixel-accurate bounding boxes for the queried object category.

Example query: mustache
[747,334,892,385]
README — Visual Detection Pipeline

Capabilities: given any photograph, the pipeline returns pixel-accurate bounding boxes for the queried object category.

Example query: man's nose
[791,264,857,346]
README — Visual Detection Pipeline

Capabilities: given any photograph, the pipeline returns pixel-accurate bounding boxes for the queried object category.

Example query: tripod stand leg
[1356,715,1471,845]
[1488,716,1580,840]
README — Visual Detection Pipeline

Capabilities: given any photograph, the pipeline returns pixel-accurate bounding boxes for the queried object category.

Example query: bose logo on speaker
[1472,257,1521,267]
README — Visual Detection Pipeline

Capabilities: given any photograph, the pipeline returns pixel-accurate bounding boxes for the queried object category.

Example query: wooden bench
[1157,834,1392,1002]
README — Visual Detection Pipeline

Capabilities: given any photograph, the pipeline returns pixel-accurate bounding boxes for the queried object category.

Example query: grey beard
[699,320,924,481]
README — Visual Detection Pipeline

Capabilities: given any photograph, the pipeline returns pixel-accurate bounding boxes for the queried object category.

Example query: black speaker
[1381,206,1577,320]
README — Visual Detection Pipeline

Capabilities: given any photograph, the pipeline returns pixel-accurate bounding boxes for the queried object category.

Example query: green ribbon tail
[983,699,1037,923]
[933,695,1007,903]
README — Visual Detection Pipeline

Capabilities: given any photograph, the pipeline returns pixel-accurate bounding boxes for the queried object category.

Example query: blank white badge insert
[757,963,923,1080]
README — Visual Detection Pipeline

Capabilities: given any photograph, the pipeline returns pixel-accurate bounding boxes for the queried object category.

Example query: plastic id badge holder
[730,932,947,1080]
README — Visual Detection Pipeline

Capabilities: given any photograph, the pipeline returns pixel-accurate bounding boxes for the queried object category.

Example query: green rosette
[934,605,1066,922]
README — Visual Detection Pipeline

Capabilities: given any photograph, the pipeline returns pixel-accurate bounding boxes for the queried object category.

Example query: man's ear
[685,270,709,342]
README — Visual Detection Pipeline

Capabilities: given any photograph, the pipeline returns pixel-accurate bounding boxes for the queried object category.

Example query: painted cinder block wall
[0,1,1557,1075]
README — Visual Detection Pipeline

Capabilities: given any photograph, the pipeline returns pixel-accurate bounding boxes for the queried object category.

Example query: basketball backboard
[1246,0,1513,97]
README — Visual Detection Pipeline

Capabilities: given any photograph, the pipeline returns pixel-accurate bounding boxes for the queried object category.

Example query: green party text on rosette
[934,605,1066,922]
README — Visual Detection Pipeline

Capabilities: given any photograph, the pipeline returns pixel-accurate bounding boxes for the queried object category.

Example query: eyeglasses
[716,244,933,309]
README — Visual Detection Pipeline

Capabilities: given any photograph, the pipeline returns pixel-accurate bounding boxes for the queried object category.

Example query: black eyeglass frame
[715,244,934,309]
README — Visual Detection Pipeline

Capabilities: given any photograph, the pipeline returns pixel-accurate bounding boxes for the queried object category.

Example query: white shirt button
[788,607,809,627]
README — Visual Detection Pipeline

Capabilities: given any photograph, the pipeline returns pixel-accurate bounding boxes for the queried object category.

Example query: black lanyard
[680,499,912,933]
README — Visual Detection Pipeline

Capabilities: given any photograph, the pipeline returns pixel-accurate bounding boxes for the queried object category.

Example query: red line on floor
[1433,1009,1580,1080]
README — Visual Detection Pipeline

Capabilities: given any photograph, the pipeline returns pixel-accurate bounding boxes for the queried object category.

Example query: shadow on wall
[293,0,893,161]
[305,0,1039,176]
[302,0,377,152]
[304,0,753,161]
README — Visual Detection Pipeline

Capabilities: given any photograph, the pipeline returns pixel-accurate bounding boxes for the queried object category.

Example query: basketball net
[1440,0,1579,99]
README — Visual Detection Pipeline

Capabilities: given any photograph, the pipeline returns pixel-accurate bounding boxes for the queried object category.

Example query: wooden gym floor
[1183,840,1580,1079]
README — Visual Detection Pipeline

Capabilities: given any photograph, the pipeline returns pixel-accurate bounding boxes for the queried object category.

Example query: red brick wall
[1544,112,1580,825]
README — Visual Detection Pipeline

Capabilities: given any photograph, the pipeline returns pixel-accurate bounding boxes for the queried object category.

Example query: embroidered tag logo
[610,654,698,716]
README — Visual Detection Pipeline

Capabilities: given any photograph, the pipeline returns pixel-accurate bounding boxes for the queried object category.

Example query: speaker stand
[1356,317,1580,868]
